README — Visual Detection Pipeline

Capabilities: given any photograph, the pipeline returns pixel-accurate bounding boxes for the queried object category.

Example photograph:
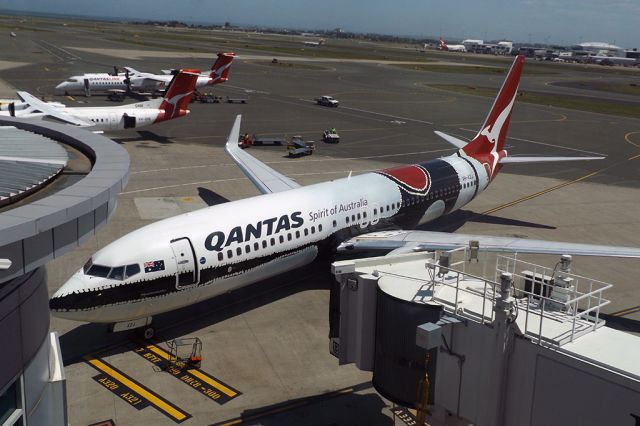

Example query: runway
[1,14,639,425]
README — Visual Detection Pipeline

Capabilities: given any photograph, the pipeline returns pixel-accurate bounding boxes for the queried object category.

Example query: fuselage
[55,73,213,94]
[50,153,490,322]
[0,100,177,131]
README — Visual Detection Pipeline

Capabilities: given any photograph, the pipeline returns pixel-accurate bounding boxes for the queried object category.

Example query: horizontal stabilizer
[338,230,640,258]
[500,156,605,164]
[434,131,467,149]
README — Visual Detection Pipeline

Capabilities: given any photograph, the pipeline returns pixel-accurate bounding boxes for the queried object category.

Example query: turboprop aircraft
[54,52,235,96]
[2,71,198,131]
[49,56,640,337]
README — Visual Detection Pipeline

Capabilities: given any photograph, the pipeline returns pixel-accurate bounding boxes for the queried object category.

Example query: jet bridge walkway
[331,248,640,426]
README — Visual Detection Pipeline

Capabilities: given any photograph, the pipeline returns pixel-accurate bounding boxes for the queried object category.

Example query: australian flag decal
[144,260,165,273]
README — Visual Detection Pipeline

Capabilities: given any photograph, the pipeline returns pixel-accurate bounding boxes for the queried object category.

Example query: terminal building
[0,117,129,425]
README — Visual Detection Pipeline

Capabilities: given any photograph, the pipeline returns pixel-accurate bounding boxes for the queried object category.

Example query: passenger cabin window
[318,224,323,232]
[262,241,267,249]
[227,250,233,259]
[333,220,337,227]
[245,244,251,253]
[287,233,292,241]
[270,238,276,246]
[217,252,224,261]
[304,228,309,236]
[254,242,259,251]
[279,235,284,243]
[296,230,300,238]
[237,247,242,256]
[311,226,316,234]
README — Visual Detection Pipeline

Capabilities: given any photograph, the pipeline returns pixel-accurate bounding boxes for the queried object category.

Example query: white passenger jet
[50,56,640,337]
[2,71,198,131]
[54,52,235,96]
[438,38,466,52]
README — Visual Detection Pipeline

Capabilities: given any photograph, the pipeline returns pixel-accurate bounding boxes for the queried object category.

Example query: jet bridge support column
[488,272,517,426]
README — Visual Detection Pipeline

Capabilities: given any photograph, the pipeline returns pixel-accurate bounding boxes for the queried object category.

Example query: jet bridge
[331,248,640,426]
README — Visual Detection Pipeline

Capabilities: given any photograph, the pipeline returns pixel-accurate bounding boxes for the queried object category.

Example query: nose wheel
[138,326,155,340]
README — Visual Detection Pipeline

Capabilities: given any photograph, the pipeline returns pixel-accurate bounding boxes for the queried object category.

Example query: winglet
[225,114,242,152]
[224,115,301,194]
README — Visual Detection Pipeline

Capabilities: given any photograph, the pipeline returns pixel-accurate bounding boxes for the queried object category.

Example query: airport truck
[287,135,315,157]
[316,95,339,107]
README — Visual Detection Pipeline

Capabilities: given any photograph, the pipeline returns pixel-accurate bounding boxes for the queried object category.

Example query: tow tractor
[287,135,315,157]
[238,134,285,148]
[322,129,340,143]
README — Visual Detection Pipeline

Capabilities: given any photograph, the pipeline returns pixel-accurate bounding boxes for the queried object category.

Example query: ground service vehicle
[316,95,339,107]
[287,135,315,156]
[323,130,340,143]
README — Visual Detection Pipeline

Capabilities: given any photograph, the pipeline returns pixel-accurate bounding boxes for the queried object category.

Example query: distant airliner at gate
[49,55,640,337]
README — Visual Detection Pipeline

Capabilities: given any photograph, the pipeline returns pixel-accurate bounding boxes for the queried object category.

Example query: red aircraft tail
[438,38,448,50]
[462,55,524,158]
[155,70,199,122]
[209,52,235,85]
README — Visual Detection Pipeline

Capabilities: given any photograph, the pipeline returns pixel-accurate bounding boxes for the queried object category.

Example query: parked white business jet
[3,71,198,131]
[49,56,640,337]
[438,38,466,52]
[54,52,235,96]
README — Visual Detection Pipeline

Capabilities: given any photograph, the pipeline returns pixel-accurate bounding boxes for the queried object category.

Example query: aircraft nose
[54,82,67,93]
[49,275,90,318]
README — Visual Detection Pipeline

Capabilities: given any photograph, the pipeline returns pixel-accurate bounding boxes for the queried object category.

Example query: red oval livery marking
[380,165,430,192]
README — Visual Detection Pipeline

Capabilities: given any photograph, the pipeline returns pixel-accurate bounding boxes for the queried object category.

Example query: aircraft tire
[138,326,155,340]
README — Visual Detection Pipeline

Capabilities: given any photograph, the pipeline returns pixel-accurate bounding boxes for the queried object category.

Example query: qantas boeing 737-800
[54,52,235,95]
[2,71,198,131]
[49,56,640,336]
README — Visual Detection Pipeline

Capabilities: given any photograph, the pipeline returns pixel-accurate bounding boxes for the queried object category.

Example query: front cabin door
[170,237,198,288]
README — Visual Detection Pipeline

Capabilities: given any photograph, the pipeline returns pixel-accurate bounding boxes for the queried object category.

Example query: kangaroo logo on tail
[460,55,525,179]
[209,52,236,85]
[155,71,199,123]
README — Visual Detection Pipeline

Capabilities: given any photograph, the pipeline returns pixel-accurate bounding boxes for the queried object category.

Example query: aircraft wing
[337,230,640,258]
[16,91,92,127]
[129,75,168,88]
[224,115,301,194]
[500,156,604,163]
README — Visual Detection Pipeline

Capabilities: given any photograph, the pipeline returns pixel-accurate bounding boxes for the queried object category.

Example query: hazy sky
[3,0,639,47]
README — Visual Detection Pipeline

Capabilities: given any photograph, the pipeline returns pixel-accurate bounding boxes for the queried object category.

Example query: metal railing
[373,248,612,347]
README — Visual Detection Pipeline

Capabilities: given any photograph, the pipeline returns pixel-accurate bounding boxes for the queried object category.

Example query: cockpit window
[86,264,110,278]
[83,259,93,274]
[108,266,125,281]
[67,79,77,83]
[125,264,140,279]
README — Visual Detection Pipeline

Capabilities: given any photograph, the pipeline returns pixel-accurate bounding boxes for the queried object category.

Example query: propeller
[123,69,132,93]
